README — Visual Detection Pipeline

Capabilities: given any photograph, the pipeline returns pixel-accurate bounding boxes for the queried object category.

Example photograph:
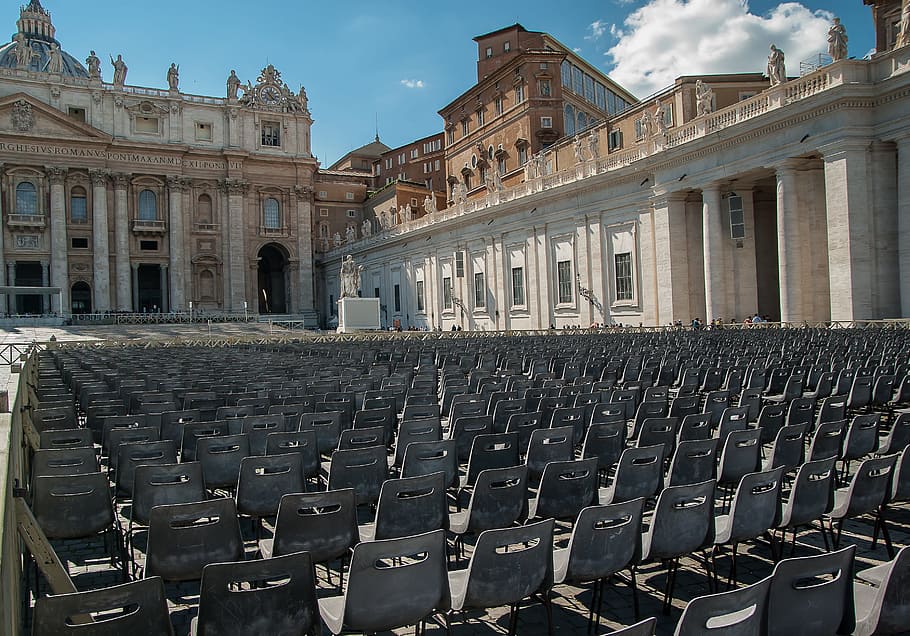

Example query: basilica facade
[0,0,319,321]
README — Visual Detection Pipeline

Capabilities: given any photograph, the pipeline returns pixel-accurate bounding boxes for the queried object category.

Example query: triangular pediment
[0,93,111,142]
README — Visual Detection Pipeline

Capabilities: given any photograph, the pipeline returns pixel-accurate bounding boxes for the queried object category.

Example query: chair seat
[448,568,470,610]
[318,595,346,635]
[359,524,376,542]
[852,580,880,636]
[448,510,469,535]
[552,546,570,584]
[855,561,888,586]
[827,487,850,519]
[258,538,274,559]
[714,514,732,544]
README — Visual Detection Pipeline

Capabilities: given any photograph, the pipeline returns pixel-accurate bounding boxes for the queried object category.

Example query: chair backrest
[237,414,286,455]
[505,411,544,455]
[116,439,179,498]
[703,390,731,426]
[31,447,98,478]
[326,444,389,506]
[341,529,450,633]
[612,618,657,636]
[401,439,458,488]
[878,411,910,455]
[767,545,856,636]
[38,427,93,451]
[465,432,520,486]
[338,426,386,451]
[678,413,712,442]
[717,429,761,486]
[669,394,700,420]
[235,452,304,519]
[764,423,807,472]
[725,468,784,543]
[816,395,847,425]
[32,472,114,540]
[531,457,598,521]
[461,519,554,610]
[591,401,627,425]
[892,443,910,503]
[107,426,161,471]
[550,405,589,446]
[674,575,771,636]
[636,417,679,464]
[449,414,493,462]
[716,407,750,443]
[808,419,846,461]
[667,439,718,487]
[840,454,898,518]
[525,426,574,482]
[610,445,663,502]
[197,433,251,490]
[195,552,319,636]
[855,546,910,634]
[461,464,528,534]
[180,420,229,462]
[780,457,835,529]
[298,411,344,454]
[581,420,626,473]
[491,398,526,433]
[32,577,174,636]
[755,403,787,445]
[644,479,715,561]
[394,417,442,466]
[559,499,644,583]
[145,498,244,582]
[271,488,358,562]
[373,471,448,540]
[265,429,320,479]
[785,397,815,428]
[842,414,881,462]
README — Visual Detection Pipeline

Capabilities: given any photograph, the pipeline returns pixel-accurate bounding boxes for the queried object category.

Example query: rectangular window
[595,83,607,111]
[515,84,525,103]
[374,287,380,299]
[583,74,596,105]
[473,272,486,308]
[511,267,525,306]
[485,46,493,59]
[70,237,89,249]
[135,116,159,134]
[385,158,393,169]
[504,41,511,52]
[410,148,419,159]
[319,208,328,217]
[447,129,455,145]
[539,79,551,97]
[67,107,86,122]
[476,109,484,127]
[729,195,746,239]
[615,253,633,301]
[494,96,503,115]
[557,260,573,304]
[461,119,469,136]
[498,157,506,175]
[561,60,572,88]
[416,280,425,311]
[434,159,440,170]
[394,284,401,312]
[195,122,213,141]
[608,130,623,151]
[455,251,464,278]
[346,210,357,218]
[571,66,583,95]
[518,146,528,166]
[140,240,158,251]
[318,190,327,198]
[442,277,452,309]
[373,164,380,176]
[70,194,87,223]
[541,116,553,128]
[261,121,281,147]
[345,192,354,200]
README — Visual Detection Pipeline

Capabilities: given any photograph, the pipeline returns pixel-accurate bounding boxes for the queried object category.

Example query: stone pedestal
[337,297,380,333]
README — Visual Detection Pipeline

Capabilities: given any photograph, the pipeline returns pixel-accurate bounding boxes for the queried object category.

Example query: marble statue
[401,203,411,224]
[298,86,308,111]
[227,70,240,100]
[110,54,128,86]
[827,18,848,62]
[897,2,910,49]
[573,136,585,163]
[424,194,437,214]
[587,130,600,160]
[534,152,547,177]
[454,182,468,205]
[346,225,356,243]
[339,255,364,299]
[13,33,32,69]
[492,165,503,191]
[86,50,101,79]
[167,63,179,91]
[639,110,654,139]
[46,43,63,74]
[695,79,714,116]
[524,156,537,181]
[362,218,372,237]
[767,45,786,87]
[332,232,342,248]
[282,83,301,112]
[653,100,668,136]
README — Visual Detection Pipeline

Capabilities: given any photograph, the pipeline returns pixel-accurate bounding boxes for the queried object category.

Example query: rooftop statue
[827,18,848,62]
[767,44,786,87]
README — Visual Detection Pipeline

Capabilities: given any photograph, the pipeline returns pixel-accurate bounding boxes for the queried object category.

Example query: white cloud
[606,0,833,98]
[587,19,609,41]
[400,79,425,89]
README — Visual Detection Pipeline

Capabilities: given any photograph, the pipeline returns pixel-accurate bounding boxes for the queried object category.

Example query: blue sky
[19,1,874,166]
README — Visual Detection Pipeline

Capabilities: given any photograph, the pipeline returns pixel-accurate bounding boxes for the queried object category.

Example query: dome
[0,1,89,78]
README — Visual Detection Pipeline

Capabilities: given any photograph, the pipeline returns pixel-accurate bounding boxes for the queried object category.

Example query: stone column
[294,185,315,315]
[897,136,910,317]
[7,262,15,315]
[160,264,169,313]
[46,166,68,314]
[652,192,690,324]
[223,179,248,311]
[90,170,111,312]
[40,260,49,314]
[702,185,726,323]
[0,163,5,313]
[131,263,139,311]
[112,173,132,311]
[776,160,803,323]
[822,141,874,321]
[166,176,186,310]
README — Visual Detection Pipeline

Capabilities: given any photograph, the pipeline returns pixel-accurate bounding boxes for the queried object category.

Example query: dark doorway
[14,262,43,314]
[257,244,288,314]
[137,264,164,312]
[71,282,91,314]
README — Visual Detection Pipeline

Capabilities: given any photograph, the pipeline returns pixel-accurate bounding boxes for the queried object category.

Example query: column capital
[773,158,807,175]
[111,172,130,189]
[166,175,186,191]
[131,262,139,271]
[89,169,110,187]
[701,184,723,195]
[818,138,872,161]
[219,178,249,195]
[45,166,67,185]
[294,185,313,200]
[650,191,688,209]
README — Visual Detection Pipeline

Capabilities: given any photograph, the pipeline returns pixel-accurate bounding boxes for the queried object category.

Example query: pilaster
[652,191,690,324]
[46,166,68,313]
[896,136,910,317]
[112,173,131,311]
[221,178,249,311]
[166,176,186,310]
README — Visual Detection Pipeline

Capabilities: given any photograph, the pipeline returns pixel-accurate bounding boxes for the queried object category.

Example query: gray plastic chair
[298,411,344,455]
[463,431,520,487]
[766,545,855,636]
[337,425,385,451]
[400,438,459,488]
[265,429,320,487]
[674,575,771,636]
[640,479,716,614]
[505,411,543,455]
[238,414,287,455]
[31,447,98,478]
[326,444,388,507]
[449,465,528,561]
[318,529,450,635]
[775,457,836,559]
[582,420,626,484]
[808,419,846,461]
[525,426,575,484]
[259,488,359,590]
[359,471,448,541]
[678,413,713,442]
[755,403,787,445]
[145,498,244,582]
[197,433,250,492]
[32,577,173,636]
[762,423,807,472]
[115,439,179,498]
[527,457,598,521]
[613,617,657,636]
[826,453,898,557]
[841,414,881,476]
[667,439,718,487]
[717,429,761,505]
[235,452,304,536]
[712,467,783,587]
[553,499,644,631]
[853,545,910,636]
[599,445,663,505]
[448,518,554,636]
[38,427,93,451]
[393,417,443,467]
[193,552,320,636]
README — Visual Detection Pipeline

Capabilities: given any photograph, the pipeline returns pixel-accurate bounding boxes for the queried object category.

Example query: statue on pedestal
[695,79,714,116]
[653,100,667,136]
[897,2,910,49]
[639,110,654,139]
[827,18,848,61]
[86,50,101,79]
[573,135,585,163]
[13,33,33,69]
[332,232,342,248]
[346,225,356,243]
[767,45,786,86]
[46,43,63,74]
[110,54,128,87]
[362,218,372,237]
[167,63,179,91]
[587,130,600,160]
[227,70,240,100]
[424,194,437,214]
[339,255,364,299]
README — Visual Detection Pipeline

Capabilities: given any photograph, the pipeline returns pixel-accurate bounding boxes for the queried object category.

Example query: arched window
[564,104,576,137]
[16,182,37,215]
[197,194,213,224]
[264,198,280,229]
[577,111,588,131]
[138,189,157,220]
[70,186,87,223]
[319,222,329,238]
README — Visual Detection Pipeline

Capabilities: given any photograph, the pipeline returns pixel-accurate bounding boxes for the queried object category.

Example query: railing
[68,312,258,326]
[6,214,46,229]
[0,352,27,634]
[0,343,41,367]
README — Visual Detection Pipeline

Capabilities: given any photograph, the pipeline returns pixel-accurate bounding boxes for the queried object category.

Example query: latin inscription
[0,142,240,170]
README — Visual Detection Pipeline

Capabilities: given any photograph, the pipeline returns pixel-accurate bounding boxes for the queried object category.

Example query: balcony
[131,219,167,235]
[6,214,46,231]
[259,225,289,238]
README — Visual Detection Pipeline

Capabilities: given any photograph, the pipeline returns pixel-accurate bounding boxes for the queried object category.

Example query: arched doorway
[71,282,91,314]
[257,244,288,314]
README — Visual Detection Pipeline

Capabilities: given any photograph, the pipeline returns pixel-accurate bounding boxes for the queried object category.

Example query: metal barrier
[0,351,27,633]
[69,312,258,326]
